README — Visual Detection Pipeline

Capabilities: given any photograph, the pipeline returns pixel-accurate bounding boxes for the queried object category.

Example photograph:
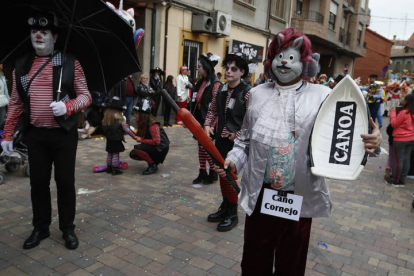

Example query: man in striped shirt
[1,12,91,250]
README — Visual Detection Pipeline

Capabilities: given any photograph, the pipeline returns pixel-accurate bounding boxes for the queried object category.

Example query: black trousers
[26,126,78,232]
[164,102,172,123]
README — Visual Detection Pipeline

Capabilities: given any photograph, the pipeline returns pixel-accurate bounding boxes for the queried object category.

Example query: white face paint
[197,60,206,78]
[225,61,244,84]
[31,29,57,56]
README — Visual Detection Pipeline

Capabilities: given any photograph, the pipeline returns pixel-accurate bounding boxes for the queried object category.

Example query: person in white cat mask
[216,28,381,275]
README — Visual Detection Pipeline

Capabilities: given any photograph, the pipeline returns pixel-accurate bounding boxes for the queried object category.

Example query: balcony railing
[344,0,355,7]
[339,28,345,43]
[293,10,324,24]
[346,32,351,46]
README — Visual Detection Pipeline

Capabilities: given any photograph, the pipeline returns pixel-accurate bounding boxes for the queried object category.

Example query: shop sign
[229,39,264,63]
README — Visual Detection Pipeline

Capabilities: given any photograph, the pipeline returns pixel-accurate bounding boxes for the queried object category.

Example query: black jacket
[150,76,162,95]
[15,51,77,134]
[216,82,250,139]
[136,83,154,99]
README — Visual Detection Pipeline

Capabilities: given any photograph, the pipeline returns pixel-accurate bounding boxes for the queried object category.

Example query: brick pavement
[0,116,413,275]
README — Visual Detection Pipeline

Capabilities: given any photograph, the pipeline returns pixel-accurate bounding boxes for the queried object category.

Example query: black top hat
[150,67,165,76]
[225,52,250,79]
[199,52,220,69]
[107,96,126,111]
[369,74,378,78]
[28,11,59,33]
[133,98,152,114]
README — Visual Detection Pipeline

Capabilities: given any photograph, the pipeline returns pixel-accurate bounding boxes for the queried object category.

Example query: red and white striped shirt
[204,85,250,138]
[3,56,92,141]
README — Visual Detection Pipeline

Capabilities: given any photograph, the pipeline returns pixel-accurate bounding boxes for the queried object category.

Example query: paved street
[0,116,413,276]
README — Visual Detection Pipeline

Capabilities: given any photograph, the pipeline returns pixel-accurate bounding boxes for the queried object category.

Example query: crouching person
[130,98,170,175]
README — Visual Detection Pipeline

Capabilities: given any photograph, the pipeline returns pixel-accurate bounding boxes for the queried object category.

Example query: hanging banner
[229,40,264,63]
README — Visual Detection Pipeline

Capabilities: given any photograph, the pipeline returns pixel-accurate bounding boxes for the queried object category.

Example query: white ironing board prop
[310,74,369,180]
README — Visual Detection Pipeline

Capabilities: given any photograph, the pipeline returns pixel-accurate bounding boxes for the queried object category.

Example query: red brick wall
[354,29,394,84]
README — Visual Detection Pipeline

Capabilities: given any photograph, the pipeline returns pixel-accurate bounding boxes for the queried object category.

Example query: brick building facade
[354,28,393,84]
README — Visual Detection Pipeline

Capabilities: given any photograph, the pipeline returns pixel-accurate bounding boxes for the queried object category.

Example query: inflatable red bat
[161,89,239,193]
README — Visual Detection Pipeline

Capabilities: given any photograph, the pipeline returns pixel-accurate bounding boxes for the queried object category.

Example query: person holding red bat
[215,28,381,275]
[191,53,222,185]
[204,52,251,232]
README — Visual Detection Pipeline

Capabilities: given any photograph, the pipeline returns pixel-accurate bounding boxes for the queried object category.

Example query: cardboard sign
[260,188,303,221]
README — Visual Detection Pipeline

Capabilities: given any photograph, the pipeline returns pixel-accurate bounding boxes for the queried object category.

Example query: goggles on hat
[28,17,50,27]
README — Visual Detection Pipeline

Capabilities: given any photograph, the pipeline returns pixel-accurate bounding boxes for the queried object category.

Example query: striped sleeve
[122,123,138,140]
[141,124,161,146]
[65,60,92,115]
[2,70,24,141]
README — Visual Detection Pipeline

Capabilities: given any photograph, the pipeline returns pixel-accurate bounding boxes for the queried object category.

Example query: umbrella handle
[56,66,64,102]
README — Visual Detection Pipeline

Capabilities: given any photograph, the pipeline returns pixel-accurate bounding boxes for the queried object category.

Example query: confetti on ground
[317,242,328,249]
[192,184,203,188]
[161,174,170,178]
[78,188,104,195]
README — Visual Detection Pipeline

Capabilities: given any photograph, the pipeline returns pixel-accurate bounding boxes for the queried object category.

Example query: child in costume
[216,28,381,275]
[101,97,139,175]
[130,98,170,175]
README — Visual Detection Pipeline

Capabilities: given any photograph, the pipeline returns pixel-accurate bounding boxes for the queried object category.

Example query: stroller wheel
[23,164,30,177]
[5,163,20,173]
[0,172,5,185]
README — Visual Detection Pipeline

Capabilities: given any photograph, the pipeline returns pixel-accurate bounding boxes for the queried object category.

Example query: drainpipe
[163,0,172,73]
[150,3,157,69]
[264,0,272,60]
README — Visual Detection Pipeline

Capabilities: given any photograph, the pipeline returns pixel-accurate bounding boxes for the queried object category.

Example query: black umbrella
[0,0,141,95]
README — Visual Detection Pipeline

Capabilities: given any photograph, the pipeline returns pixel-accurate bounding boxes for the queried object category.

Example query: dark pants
[241,186,312,276]
[368,102,380,123]
[124,96,134,125]
[393,140,414,184]
[26,126,78,232]
[152,93,161,117]
[216,137,238,203]
[164,101,172,124]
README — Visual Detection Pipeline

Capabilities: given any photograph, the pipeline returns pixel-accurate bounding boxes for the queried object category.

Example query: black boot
[143,163,158,175]
[192,169,207,184]
[203,170,218,184]
[106,165,112,174]
[112,167,123,175]
[207,200,228,222]
[217,203,238,232]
